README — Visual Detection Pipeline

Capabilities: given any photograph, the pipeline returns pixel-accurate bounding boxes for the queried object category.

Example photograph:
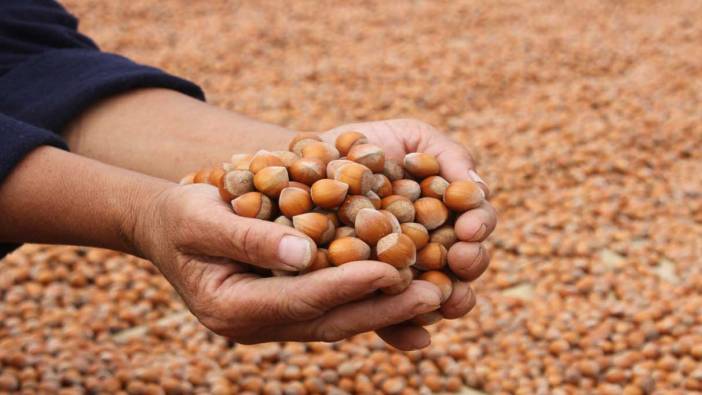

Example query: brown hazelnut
[372,174,393,197]
[288,181,311,192]
[193,168,213,184]
[249,150,286,174]
[208,167,226,186]
[404,152,440,179]
[338,195,375,226]
[354,208,394,246]
[328,237,371,265]
[334,226,356,239]
[414,197,449,230]
[430,225,457,249]
[420,176,449,199]
[366,191,382,209]
[302,249,331,273]
[418,270,452,302]
[376,233,417,269]
[443,180,484,212]
[383,159,405,181]
[289,158,326,186]
[219,170,254,201]
[326,159,354,179]
[231,192,273,220]
[278,187,313,218]
[314,209,341,228]
[288,132,322,156]
[274,215,293,227]
[391,179,421,202]
[253,166,289,198]
[400,222,430,250]
[292,212,336,245]
[335,163,373,195]
[379,210,402,233]
[347,144,385,173]
[310,179,349,209]
[232,154,253,170]
[335,131,369,156]
[272,150,300,168]
[381,267,414,295]
[415,243,447,270]
[381,195,416,223]
[302,142,340,165]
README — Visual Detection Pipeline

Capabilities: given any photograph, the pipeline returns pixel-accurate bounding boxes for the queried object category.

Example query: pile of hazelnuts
[181,131,484,324]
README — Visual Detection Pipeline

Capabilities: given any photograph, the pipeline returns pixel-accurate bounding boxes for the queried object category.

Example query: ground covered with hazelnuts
[2,0,702,394]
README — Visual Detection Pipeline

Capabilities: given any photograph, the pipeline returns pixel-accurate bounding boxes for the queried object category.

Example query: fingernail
[470,245,485,268]
[470,224,487,241]
[468,170,488,199]
[413,311,443,326]
[278,235,314,270]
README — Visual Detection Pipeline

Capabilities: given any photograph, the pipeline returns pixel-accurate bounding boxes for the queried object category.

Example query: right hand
[129,183,443,350]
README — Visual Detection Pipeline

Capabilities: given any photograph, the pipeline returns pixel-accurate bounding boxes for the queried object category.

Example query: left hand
[322,118,498,347]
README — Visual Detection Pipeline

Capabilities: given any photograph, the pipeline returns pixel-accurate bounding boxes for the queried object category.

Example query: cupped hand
[322,119,497,344]
[130,183,442,349]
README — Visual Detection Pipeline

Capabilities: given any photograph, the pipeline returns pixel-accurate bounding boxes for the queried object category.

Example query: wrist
[118,177,174,258]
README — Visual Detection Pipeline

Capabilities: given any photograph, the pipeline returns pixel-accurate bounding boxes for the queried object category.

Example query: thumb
[216,214,318,272]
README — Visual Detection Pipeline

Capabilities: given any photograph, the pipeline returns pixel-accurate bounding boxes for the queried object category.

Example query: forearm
[0,146,169,255]
[64,88,299,181]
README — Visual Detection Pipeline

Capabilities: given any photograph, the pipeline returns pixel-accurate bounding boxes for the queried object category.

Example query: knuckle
[316,322,347,343]
[284,294,326,321]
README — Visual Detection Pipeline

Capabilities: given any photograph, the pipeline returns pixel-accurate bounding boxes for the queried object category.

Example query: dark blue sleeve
[0,0,206,258]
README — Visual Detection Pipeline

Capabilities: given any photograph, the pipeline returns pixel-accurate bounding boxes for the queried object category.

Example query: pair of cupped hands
[131,119,497,350]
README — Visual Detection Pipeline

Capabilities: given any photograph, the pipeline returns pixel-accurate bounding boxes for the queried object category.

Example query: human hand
[129,183,443,350]
[322,119,497,343]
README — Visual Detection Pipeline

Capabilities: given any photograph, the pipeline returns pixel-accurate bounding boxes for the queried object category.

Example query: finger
[447,242,490,281]
[219,261,402,326]
[376,324,432,350]
[420,134,490,197]
[269,280,442,343]
[454,201,498,242]
[208,213,318,272]
[440,282,477,319]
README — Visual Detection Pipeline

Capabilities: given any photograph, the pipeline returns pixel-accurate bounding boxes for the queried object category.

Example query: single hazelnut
[289,158,326,186]
[415,243,447,271]
[400,222,430,250]
[335,131,369,156]
[292,212,336,245]
[179,172,196,185]
[391,179,421,202]
[443,180,484,212]
[430,225,457,249]
[222,162,236,172]
[219,169,254,201]
[328,237,371,266]
[231,153,251,166]
[354,208,393,246]
[338,195,375,226]
[326,159,353,179]
[208,167,226,186]
[372,174,393,198]
[272,150,300,168]
[231,192,273,219]
[404,152,440,179]
[335,163,373,195]
[381,195,416,223]
[193,168,213,184]
[302,249,331,273]
[310,179,349,209]
[420,175,449,199]
[347,144,385,173]
[278,187,313,218]
[334,226,356,239]
[313,209,341,228]
[379,210,402,233]
[249,150,285,174]
[366,191,382,209]
[383,159,405,181]
[253,166,289,198]
[414,197,449,230]
[288,132,322,156]
[418,270,453,302]
[376,233,417,269]
[381,267,414,295]
[301,142,340,165]
[288,181,311,192]
[274,216,293,227]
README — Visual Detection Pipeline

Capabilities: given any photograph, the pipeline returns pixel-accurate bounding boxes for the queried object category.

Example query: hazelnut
[418,270,452,302]
[354,208,394,246]
[179,172,196,185]
[335,163,373,195]
[404,152,440,179]
[391,179,421,202]
[232,154,253,170]
[372,174,393,197]
[222,161,236,172]
[272,150,300,168]
[420,175,449,199]
[289,158,326,186]
[381,195,416,223]
[292,212,336,245]
[302,141,340,165]
[193,167,213,184]
[338,195,375,225]
[220,170,254,201]
[334,226,356,240]
[376,233,417,269]
[302,249,331,273]
[379,210,402,233]
[400,222,430,250]
[207,167,226,186]
[288,181,311,192]
[311,179,349,209]
[314,209,341,228]
[381,267,414,295]
[289,132,322,156]
[231,192,273,220]
[274,215,293,227]
[326,159,354,179]
[253,166,289,198]
[383,159,405,181]
[430,225,457,249]
[249,150,286,174]
[335,131,369,156]
[415,243,447,270]
[414,197,449,230]
[443,180,484,212]
[328,237,371,265]
[278,187,313,218]
[366,191,382,209]
[347,144,385,173]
